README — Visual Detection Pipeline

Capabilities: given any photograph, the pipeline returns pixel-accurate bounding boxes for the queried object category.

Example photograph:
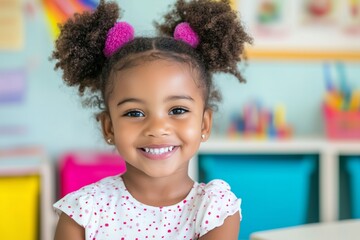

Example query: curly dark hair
[51,0,252,111]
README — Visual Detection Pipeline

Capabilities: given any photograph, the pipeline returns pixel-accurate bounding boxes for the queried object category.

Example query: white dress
[53,175,241,240]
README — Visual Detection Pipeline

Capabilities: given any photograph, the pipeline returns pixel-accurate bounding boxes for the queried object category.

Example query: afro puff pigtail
[155,0,253,83]
[51,0,120,95]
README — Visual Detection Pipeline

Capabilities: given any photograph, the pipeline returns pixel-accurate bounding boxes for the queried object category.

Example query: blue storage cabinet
[346,157,360,219]
[199,154,317,240]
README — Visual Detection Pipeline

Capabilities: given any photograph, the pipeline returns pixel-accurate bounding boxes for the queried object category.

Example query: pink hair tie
[173,22,200,48]
[103,21,134,58]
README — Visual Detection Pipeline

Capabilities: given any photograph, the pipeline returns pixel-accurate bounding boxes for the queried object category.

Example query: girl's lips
[137,146,179,160]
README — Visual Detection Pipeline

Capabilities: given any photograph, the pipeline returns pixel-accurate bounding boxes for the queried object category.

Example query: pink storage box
[59,151,126,198]
[323,104,360,140]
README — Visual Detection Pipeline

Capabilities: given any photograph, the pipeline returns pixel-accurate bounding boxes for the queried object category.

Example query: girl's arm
[54,213,85,240]
[198,211,240,240]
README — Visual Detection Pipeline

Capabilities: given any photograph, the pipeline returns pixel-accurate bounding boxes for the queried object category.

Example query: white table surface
[250,220,360,240]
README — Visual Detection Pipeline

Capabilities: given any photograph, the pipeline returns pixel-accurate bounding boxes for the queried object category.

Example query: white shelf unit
[0,147,56,240]
[189,138,360,223]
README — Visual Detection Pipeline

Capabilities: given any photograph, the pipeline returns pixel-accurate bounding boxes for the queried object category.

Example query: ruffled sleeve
[196,179,241,237]
[53,184,96,228]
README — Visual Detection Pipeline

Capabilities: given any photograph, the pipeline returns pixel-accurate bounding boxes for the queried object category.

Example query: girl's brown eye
[169,108,189,115]
[123,110,145,117]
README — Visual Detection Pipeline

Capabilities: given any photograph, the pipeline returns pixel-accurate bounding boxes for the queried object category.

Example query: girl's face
[100,58,212,179]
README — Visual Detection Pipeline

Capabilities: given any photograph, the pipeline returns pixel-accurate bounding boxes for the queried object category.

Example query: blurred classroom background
[0,0,360,239]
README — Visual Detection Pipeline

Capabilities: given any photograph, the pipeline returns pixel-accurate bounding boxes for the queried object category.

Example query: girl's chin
[142,168,179,179]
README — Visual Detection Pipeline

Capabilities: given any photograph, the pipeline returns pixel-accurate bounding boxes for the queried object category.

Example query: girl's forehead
[112,58,202,87]
[112,50,200,76]
[109,59,205,101]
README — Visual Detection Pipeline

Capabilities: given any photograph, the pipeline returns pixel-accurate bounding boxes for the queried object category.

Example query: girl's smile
[138,145,179,161]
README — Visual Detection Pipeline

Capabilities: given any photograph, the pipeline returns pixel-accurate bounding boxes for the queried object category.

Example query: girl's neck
[121,166,194,207]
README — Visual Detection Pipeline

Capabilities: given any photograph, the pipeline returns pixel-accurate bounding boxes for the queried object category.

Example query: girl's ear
[97,111,114,144]
[201,108,213,142]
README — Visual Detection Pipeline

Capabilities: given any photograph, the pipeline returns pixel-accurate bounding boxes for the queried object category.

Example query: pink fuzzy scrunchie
[103,22,134,57]
[173,22,200,48]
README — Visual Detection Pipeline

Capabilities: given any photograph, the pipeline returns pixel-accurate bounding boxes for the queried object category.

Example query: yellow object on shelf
[274,104,286,128]
[325,91,343,110]
[0,175,40,240]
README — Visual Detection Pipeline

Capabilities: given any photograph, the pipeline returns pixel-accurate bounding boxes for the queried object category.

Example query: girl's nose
[144,115,171,138]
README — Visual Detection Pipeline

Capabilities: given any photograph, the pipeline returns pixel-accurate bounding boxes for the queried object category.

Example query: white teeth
[143,146,175,155]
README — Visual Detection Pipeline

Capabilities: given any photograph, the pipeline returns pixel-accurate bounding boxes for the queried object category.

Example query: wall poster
[0,0,24,50]
[231,0,360,60]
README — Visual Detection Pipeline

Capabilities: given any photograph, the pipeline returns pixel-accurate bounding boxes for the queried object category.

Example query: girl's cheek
[180,120,202,137]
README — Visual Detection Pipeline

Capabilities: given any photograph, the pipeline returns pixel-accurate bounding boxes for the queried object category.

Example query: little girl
[52,0,252,239]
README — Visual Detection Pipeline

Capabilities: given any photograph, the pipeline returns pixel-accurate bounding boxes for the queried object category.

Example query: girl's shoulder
[65,174,124,201]
[194,179,239,203]
[196,179,232,192]
[194,179,240,207]
[192,179,242,237]
[53,175,124,227]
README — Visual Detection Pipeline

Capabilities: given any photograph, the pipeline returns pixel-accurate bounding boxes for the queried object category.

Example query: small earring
[107,138,112,144]
[201,134,206,139]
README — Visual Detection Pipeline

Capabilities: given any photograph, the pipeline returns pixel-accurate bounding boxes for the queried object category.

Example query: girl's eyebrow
[117,98,145,106]
[165,95,194,102]
[117,95,194,107]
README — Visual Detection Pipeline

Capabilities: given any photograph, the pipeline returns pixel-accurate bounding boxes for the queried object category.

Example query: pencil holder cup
[323,104,360,139]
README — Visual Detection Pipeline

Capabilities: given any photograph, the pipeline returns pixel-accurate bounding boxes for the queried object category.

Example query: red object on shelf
[323,104,360,139]
[307,0,331,17]
[59,151,126,198]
